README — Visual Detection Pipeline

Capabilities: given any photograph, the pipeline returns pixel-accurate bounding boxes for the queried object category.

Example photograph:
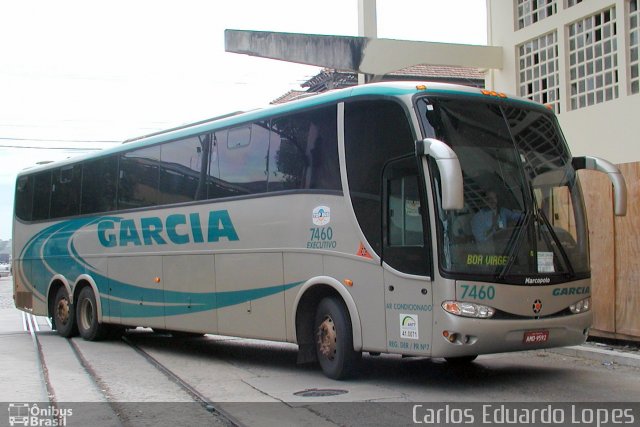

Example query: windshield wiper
[536,207,575,277]
[498,208,576,279]
[498,210,532,279]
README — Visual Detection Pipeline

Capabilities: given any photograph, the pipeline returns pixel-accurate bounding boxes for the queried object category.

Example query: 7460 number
[460,284,495,300]
[309,227,333,241]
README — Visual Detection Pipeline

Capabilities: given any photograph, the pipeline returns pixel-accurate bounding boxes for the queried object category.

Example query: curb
[547,345,640,369]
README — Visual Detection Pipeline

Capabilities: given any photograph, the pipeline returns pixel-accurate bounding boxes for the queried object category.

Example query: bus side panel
[107,255,165,329]
[163,254,217,334]
[84,255,111,322]
[323,256,386,352]
[383,270,433,356]
[283,252,324,343]
[30,257,50,316]
[215,252,286,341]
[13,258,36,313]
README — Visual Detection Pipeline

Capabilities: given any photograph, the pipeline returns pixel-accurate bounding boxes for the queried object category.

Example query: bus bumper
[430,311,592,358]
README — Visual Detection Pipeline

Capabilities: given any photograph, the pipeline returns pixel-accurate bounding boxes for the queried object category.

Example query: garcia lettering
[98,210,239,247]
[552,286,590,296]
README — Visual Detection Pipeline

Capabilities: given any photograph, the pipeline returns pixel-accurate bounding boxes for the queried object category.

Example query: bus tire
[53,286,78,338]
[314,296,361,380]
[76,287,108,341]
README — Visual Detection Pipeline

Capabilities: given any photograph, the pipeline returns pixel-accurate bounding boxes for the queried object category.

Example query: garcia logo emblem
[532,299,543,314]
[312,206,331,226]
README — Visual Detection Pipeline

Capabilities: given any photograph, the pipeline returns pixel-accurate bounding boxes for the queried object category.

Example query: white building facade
[487,0,639,164]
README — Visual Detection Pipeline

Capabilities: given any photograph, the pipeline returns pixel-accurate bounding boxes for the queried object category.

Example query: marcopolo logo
[524,277,551,285]
[7,403,72,426]
[97,210,239,247]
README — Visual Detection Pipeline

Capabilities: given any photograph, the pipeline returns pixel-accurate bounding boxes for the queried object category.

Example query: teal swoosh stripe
[216,281,301,309]
[21,217,304,318]
[20,218,103,302]
[115,281,302,318]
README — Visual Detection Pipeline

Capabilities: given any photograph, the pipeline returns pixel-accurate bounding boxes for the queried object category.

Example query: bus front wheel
[76,287,108,341]
[53,286,78,338]
[314,296,361,379]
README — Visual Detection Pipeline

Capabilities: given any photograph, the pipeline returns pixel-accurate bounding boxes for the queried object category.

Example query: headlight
[570,297,591,314]
[442,301,496,319]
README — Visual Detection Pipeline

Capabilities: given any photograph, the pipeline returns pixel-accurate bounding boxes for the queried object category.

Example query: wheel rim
[56,296,70,325]
[79,297,94,331]
[317,315,337,361]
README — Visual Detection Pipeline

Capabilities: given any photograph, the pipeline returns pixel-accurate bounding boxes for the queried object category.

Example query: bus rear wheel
[314,297,361,380]
[53,286,78,338]
[76,287,108,341]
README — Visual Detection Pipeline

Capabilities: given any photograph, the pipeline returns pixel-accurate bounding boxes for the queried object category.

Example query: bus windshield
[417,96,589,283]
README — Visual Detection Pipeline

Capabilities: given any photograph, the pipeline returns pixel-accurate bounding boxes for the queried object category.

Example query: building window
[630,0,639,94]
[568,7,619,110]
[517,0,557,30]
[566,0,583,7]
[518,32,561,112]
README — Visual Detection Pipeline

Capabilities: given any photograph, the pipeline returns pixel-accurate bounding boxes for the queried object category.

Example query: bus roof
[17,81,549,176]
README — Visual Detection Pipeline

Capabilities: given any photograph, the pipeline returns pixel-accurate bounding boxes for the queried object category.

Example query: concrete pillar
[358,0,378,84]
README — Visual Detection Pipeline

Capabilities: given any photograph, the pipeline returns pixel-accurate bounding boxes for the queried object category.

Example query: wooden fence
[579,162,640,341]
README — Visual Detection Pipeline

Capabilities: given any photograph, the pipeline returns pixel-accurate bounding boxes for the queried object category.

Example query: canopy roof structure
[225,29,502,82]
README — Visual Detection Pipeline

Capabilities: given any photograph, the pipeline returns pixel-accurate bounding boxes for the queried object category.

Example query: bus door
[382,157,433,356]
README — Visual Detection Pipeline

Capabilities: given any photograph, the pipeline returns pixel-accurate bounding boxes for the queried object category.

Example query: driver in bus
[471,190,522,242]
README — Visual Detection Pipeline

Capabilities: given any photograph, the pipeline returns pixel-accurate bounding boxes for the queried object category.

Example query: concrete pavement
[547,342,640,369]
[1,274,639,407]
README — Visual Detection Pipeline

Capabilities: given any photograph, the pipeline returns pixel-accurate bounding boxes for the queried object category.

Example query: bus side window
[15,176,34,221]
[216,123,269,196]
[267,120,305,191]
[118,146,161,210]
[268,106,340,192]
[51,165,81,218]
[382,157,431,276]
[388,175,423,247]
[305,109,340,191]
[32,171,52,221]
[158,136,206,205]
[344,100,415,256]
[81,156,118,214]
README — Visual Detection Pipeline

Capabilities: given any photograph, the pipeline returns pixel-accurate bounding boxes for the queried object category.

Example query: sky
[0,0,487,241]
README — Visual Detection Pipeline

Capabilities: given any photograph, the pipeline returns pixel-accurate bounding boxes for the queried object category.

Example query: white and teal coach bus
[13,82,627,379]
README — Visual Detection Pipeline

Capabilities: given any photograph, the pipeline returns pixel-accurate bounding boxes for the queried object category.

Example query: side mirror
[572,156,627,216]
[416,138,464,210]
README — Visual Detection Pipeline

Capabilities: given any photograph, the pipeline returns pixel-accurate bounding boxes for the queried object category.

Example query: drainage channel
[293,388,349,398]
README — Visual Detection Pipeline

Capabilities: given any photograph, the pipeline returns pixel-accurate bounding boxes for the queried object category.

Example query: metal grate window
[518,32,561,112]
[568,7,619,110]
[517,0,558,30]
[630,0,639,94]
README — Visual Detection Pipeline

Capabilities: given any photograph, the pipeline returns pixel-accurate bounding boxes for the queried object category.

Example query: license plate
[523,330,549,344]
